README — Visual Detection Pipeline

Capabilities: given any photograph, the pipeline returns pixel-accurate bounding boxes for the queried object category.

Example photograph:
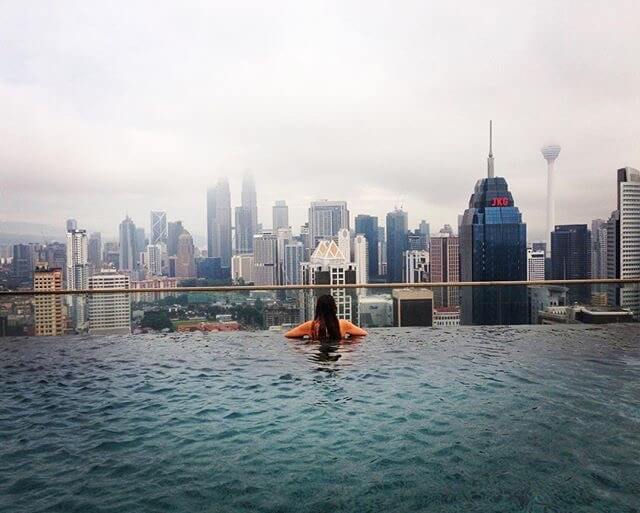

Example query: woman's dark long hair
[313,294,341,341]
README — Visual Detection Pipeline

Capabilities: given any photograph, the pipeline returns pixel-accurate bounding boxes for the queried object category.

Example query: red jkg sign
[490,197,510,207]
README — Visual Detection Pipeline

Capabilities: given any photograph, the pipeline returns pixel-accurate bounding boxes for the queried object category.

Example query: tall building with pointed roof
[459,122,528,325]
[302,240,357,321]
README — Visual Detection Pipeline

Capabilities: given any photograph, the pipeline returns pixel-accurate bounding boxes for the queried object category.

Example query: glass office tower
[459,177,528,325]
[355,214,379,281]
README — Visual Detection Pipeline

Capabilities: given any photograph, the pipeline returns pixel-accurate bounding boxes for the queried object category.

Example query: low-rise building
[357,295,393,327]
[392,288,433,327]
[433,306,460,327]
[538,304,634,324]
[176,321,240,332]
[132,277,178,302]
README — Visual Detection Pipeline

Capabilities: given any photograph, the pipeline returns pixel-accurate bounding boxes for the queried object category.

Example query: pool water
[1,326,639,512]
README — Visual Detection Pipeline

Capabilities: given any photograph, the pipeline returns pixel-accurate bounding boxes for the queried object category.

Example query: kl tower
[541,144,561,257]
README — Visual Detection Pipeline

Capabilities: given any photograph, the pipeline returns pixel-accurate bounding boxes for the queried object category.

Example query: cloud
[1,0,639,241]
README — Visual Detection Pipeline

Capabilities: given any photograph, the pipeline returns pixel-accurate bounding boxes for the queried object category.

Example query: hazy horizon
[2,1,639,242]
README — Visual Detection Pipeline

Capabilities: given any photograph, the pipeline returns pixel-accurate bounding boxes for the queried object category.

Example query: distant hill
[0,222,66,244]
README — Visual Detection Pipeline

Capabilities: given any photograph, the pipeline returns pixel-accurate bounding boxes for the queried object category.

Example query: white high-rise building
[273,200,289,231]
[275,228,293,285]
[403,250,429,283]
[88,269,131,335]
[231,254,255,284]
[284,242,304,285]
[301,240,357,321]
[150,211,168,245]
[253,232,278,286]
[527,248,546,281]
[541,144,561,257]
[338,228,351,262]
[66,229,88,290]
[353,234,368,286]
[616,167,640,319]
[147,244,163,276]
[66,229,89,331]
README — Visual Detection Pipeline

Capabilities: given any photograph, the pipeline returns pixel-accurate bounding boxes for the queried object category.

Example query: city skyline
[1,2,640,241]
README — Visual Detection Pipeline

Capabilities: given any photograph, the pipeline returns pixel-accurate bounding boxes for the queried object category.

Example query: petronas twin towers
[206,172,258,268]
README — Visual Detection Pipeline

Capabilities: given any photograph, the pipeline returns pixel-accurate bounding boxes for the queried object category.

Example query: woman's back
[285,319,368,339]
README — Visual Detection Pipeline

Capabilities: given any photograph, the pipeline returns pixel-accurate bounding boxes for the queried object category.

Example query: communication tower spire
[487,120,494,178]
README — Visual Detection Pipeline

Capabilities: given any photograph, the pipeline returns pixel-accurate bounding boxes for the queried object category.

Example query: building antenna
[487,120,494,179]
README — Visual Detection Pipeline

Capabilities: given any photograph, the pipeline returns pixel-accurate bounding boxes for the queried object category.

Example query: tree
[141,310,174,331]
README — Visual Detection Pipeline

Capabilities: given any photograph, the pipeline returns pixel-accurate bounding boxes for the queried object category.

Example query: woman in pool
[285,294,368,340]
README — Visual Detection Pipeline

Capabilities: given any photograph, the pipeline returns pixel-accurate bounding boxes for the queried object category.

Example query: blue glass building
[386,209,408,284]
[355,214,379,281]
[460,177,528,325]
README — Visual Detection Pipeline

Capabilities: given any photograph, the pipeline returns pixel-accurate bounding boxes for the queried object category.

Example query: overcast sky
[1,0,639,243]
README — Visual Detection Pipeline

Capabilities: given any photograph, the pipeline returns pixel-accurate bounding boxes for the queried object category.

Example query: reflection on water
[290,338,364,370]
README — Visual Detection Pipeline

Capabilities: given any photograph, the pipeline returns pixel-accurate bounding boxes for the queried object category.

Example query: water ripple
[1,325,639,512]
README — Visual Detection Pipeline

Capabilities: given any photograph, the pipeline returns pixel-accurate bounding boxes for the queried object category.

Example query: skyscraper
[338,228,351,263]
[386,209,408,283]
[527,248,546,281]
[66,228,89,330]
[551,224,591,303]
[353,234,368,286]
[541,144,561,257]
[167,221,184,257]
[404,250,429,283]
[273,200,289,231]
[430,232,459,307]
[37,242,66,274]
[591,219,608,281]
[135,227,146,267]
[308,200,349,249]
[146,244,163,276]
[88,232,102,275]
[241,172,258,245]
[207,179,232,268]
[253,231,278,286]
[276,228,293,285]
[11,244,34,282]
[235,206,253,254]
[118,216,137,272]
[150,211,168,245]
[66,219,77,231]
[284,242,304,285]
[175,230,196,278]
[355,214,379,281]
[460,122,528,325]
[378,226,387,276]
[419,220,430,249]
[611,167,640,319]
[66,229,88,290]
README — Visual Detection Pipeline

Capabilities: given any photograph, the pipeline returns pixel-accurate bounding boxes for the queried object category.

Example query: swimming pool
[1,325,639,512]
